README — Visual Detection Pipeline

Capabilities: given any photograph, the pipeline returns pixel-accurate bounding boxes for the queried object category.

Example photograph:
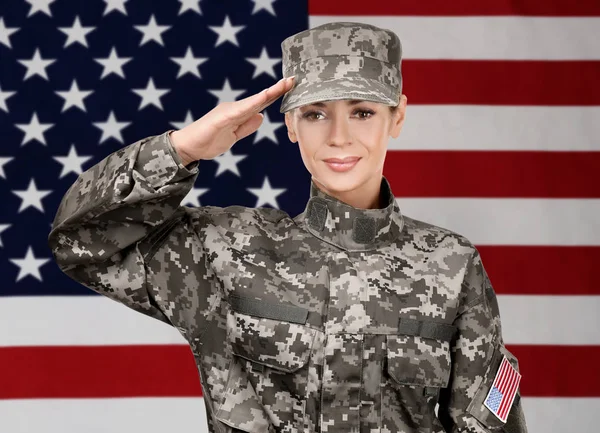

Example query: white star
[213,150,247,177]
[178,0,202,15]
[170,47,208,79]
[103,0,129,16]
[58,16,95,48]
[55,80,93,113]
[15,112,53,146]
[246,46,281,79]
[94,47,133,79]
[0,17,19,49]
[25,0,56,17]
[52,144,94,178]
[248,177,285,208]
[208,15,245,48]
[182,187,209,207]
[0,157,14,179]
[251,0,277,16]
[132,78,170,111]
[93,111,131,144]
[18,48,56,81]
[0,84,16,112]
[12,178,53,213]
[0,224,10,248]
[9,246,51,282]
[253,111,284,144]
[170,110,195,130]
[134,15,171,47]
[207,78,246,105]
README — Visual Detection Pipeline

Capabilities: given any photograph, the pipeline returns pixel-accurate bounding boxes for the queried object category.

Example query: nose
[327,112,352,147]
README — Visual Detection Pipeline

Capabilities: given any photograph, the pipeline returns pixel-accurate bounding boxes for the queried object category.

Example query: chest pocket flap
[227,294,316,373]
[386,318,457,388]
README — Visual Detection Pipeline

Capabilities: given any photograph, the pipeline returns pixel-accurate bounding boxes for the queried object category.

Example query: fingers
[236,76,295,118]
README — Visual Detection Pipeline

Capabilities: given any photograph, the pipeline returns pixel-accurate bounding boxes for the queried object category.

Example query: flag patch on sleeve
[483,355,522,423]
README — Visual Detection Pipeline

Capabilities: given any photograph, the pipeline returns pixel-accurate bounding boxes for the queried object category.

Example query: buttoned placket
[297,176,405,432]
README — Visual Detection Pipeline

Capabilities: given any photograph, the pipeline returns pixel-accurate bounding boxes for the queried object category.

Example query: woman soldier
[49,22,527,433]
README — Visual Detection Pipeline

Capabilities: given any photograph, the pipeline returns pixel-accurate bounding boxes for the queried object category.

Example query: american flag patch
[483,355,522,423]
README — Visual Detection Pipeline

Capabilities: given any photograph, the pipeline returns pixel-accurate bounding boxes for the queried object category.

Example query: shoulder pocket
[386,318,456,388]
[467,344,523,429]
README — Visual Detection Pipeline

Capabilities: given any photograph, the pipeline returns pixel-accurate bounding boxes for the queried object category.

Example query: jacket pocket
[386,318,456,388]
[215,295,316,432]
[227,294,315,372]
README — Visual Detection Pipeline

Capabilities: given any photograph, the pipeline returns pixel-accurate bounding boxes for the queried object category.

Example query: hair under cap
[279,21,403,113]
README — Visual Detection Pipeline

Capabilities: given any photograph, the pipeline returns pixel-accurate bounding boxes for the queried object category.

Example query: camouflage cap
[279,21,403,113]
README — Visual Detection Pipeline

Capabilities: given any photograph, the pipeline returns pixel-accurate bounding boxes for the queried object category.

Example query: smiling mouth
[323,158,361,172]
[323,157,361,163]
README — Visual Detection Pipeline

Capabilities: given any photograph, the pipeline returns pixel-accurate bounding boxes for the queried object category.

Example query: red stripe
[492,357,509,390]
[401,60,600,106]
[0,345,202,399]
[501,373,521,419]
[508,345,600,397]
[0,345,598,399]
[498,361,520,419]
[384,151,600,198]
[477,246,600,295]
[309,0,600,16]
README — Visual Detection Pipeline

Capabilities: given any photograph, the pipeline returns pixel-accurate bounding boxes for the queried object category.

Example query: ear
[389,94,407,139]
[284,111,298,143]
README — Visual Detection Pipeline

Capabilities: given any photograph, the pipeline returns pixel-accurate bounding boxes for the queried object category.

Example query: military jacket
[48,130,528,433]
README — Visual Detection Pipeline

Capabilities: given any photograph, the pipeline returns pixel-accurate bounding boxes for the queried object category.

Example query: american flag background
[0,0,599,432]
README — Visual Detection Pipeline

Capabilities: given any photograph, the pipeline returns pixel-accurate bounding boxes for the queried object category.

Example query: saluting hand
[170,76,295,165]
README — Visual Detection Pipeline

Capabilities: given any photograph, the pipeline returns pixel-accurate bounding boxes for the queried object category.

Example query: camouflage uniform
[48,131,527,432]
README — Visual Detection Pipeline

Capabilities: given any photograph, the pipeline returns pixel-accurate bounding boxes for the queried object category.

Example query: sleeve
[47,130,220,337]
[437,248,528,433]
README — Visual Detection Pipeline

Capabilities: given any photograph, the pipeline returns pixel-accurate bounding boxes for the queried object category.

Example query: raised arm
[48,77,295,332]
[48,131,201,325]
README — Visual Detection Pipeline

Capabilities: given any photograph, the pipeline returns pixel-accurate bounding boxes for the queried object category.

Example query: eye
[355,109,375,119]
[302,111,324,120]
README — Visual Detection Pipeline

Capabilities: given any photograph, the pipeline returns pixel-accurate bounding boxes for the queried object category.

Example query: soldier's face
[284,96,407,204]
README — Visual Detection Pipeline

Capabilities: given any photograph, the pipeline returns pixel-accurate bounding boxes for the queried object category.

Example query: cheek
[355,122,388,152]
[295,126,322,157]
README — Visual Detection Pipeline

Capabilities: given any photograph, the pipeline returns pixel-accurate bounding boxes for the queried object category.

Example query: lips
[323,157,360,163]
[323,157,361,173]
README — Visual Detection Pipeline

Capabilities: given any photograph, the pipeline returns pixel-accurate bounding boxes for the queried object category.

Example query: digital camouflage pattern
[48,131,528,433]
[279,21,402,113]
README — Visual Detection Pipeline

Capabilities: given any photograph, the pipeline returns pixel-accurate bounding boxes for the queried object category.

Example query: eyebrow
[304,100,364,108]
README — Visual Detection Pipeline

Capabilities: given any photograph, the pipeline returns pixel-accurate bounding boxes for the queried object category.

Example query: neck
[297,176,404,251]
[311,174,384,210]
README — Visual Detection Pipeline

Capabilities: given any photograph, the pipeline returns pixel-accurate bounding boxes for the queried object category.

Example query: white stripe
[397,198,600,246]
[1,295,599,346]
[389,106,600,151]
[310,16,600,60]
[0,296,186,347]
[0,398,208,433]
[522,397,597,433]
[499,296,600,345]
[0,397,596,433]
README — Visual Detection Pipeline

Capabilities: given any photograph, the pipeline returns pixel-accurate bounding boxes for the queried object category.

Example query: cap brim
[279,76,399,113]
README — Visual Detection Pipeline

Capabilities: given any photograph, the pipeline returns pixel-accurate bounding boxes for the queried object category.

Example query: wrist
[169,130,196,166]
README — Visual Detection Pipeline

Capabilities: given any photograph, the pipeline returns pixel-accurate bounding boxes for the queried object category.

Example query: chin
[314,171,366,194]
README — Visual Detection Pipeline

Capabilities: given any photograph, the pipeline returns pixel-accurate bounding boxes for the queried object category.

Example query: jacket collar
[297,176,404,251]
